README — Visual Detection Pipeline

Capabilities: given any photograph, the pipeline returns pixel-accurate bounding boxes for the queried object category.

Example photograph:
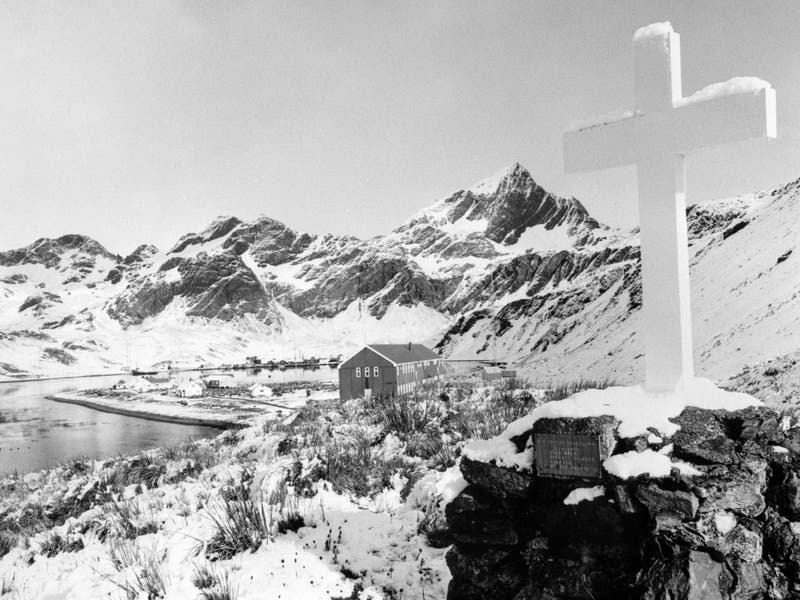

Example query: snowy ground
[1,441,451,600]
[1,380,537,600]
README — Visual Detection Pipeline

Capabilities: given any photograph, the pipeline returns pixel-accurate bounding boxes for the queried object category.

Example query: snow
[411,254,491,280]
[603,449,700,479]
[633,21,674,42]
[467,164,517,196]
[675,77,773,108]
[772,445,789,454]
[462,378,759,472]
[250,383,274,398]
[175,379,204,398]
[563,486,605,505]
[438,217,489,236]
[566,109,635,133]
[436,464,468,504]
[508,377,759,440]
[0,419,452,599]
[498,224,574,254]
[714,512,737,535]
[405,464,467,511]
[462,435,533,471]
[3,483,450,599]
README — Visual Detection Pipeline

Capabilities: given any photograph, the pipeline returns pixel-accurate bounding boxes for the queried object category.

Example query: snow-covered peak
[467,162,532,196]
[394,162,605,265]
[0,234,119,270]
[168,215,243,254]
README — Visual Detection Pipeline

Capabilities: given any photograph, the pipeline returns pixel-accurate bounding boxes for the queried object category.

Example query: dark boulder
[640,550,729,600]
[672,408,737,465]
[766,463,800,520]
[446,545,526,600]
[692,461,767,517]
[446,485,518,546]
[460,456,532,498]
[635,484,698,521]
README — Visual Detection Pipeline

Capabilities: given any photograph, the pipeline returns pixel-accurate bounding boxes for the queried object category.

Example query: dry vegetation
[0,376,612,598]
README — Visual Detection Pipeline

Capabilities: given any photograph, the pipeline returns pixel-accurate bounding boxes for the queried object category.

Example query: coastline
[46,393,249,429]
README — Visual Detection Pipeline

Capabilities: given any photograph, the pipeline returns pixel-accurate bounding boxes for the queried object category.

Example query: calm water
[0,367,337,475]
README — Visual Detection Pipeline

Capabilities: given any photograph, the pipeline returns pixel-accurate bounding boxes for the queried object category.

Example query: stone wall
[445,405,800,599]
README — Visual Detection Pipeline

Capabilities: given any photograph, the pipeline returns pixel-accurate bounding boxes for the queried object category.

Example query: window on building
[373,366,379,377]
[356,367,361,378]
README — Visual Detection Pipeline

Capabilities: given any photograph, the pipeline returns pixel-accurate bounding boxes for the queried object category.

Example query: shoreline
[1,372,128,385]
[46,393,240,429]
[0,364,339,385]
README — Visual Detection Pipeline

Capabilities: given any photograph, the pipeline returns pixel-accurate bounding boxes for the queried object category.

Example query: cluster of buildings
[121,343,472,403]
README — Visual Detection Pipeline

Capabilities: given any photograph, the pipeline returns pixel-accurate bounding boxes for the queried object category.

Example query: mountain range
[1,162,798,386]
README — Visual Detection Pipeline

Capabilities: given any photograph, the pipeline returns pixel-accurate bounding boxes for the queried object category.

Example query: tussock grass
[163,439,218,470]
[366,393,447,439]
[0,575,14,596]
[193,564,238,600]
[105,500,159,540]
[0,531,17,559]
[192,563,217,589]
[107,540,169,600]
[267,484,306,535]
[102,453,165,491]
[205,493,271,561]
[39,531,84,558]
[322,431,419,499]
[545,377,614,402]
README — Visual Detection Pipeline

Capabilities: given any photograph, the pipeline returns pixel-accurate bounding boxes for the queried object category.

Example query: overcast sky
[3,1,799,254]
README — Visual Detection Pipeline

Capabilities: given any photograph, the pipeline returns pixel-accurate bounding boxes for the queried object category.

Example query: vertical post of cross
[565,23,777,394]
[634,29,693,392]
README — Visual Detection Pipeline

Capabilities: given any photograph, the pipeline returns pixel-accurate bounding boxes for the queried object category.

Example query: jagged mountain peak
[122,244,159,266]
[403,163,603,249]
[168,215,243,254]
[0,234,119,269]
[466,162,533,197]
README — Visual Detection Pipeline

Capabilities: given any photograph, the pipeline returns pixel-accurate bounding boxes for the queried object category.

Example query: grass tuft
[39,531,84,557]
[0,531,17,559]
[107,540,170,600]
[193,564,239,600]
[205,492,271,561]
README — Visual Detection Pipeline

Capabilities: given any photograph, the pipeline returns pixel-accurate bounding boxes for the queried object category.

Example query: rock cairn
[445,405,800,599]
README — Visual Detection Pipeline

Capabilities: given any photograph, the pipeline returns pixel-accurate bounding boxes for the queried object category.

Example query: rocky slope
[0,163,797,383]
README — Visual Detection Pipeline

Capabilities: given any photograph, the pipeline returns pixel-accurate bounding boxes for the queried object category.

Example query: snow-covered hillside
[1,163,798,383]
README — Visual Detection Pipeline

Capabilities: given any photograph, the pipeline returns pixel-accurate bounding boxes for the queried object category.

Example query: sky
[2,0,799,255]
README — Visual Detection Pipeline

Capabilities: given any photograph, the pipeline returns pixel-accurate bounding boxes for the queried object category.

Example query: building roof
[367,344,440,365]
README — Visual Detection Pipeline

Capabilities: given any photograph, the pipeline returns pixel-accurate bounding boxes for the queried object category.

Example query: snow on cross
[564,22,777,393]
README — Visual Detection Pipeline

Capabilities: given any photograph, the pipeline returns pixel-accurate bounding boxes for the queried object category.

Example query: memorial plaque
[535,433,602,479]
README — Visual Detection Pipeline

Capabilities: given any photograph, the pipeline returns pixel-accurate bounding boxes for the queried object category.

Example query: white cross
[564,22,776,393]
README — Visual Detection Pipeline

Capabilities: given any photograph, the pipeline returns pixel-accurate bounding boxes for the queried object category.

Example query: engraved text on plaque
[535,433,602,479]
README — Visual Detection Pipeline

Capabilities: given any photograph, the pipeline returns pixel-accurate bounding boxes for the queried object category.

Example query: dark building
[338,344,443,401]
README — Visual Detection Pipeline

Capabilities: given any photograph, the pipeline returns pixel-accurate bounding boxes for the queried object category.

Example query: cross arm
[564,87,776,173]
